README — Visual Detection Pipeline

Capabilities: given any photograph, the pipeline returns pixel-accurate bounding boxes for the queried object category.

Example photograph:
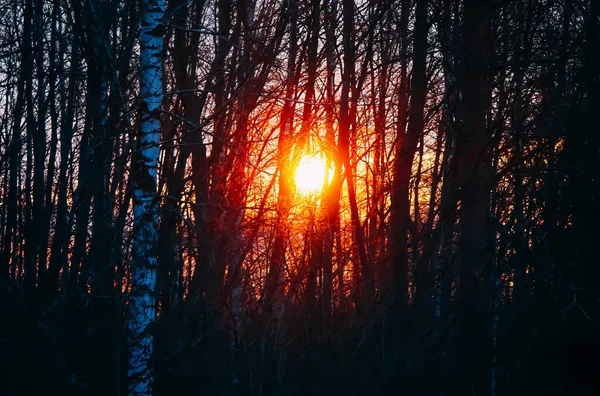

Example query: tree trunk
[128,0,164,393]
[386,0,410,342]
[22,0,37,297]
[266,0,298,317]
[321,0,340,318]
[407,0,429,317]
[457,0,493,393]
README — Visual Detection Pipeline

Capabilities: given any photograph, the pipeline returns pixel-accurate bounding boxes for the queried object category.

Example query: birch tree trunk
[128,0,164,393]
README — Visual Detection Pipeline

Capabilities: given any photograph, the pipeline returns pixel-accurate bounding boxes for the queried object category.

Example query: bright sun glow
[294,155,329,195]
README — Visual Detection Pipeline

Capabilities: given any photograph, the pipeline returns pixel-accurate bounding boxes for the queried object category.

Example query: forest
[0,0,599,394]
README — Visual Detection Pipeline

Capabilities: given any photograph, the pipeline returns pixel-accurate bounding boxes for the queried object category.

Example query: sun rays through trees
[0,0,599,395]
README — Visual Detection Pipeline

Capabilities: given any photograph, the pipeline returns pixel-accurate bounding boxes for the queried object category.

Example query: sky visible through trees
[0,0,599,395]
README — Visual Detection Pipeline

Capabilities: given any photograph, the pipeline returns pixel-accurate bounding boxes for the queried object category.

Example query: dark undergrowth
[1,281,599,396]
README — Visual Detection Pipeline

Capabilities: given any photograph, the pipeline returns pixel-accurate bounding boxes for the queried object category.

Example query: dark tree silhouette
[0,0,598,395]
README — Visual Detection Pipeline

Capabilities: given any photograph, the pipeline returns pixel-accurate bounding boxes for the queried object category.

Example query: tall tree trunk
[386,0,410,343]
[437,0,461,325]
[70,0,95,293]
[1,0,31,281]
[266,0,298,317]
[128,0,164,393]
[47,30,81,299]
[537,0,572,302]
[85,2,122,394]
[39,1,60,298]
[28,0,47,291]
[22,0,37,296]
[340,0,371,310]
[321,0,340,317]
[407,0,429,316]
[457,0,493,393]
[510,0,533,305]
[303,0,321,321]
[88,0,112,297]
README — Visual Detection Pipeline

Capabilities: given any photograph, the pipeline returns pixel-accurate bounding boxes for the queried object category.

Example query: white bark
[128,0,164,394]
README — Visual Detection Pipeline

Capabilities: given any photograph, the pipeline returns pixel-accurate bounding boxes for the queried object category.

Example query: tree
[456,0,493,393]
[0,0,597,394]
[128,0,165,393]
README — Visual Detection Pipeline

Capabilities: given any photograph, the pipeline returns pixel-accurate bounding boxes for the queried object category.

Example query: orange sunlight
[294,154,329,195]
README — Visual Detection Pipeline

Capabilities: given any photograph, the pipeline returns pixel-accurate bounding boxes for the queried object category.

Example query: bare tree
[128,0,165,393]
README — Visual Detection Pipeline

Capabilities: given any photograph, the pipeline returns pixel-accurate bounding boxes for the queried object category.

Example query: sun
[294,154,329,195]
